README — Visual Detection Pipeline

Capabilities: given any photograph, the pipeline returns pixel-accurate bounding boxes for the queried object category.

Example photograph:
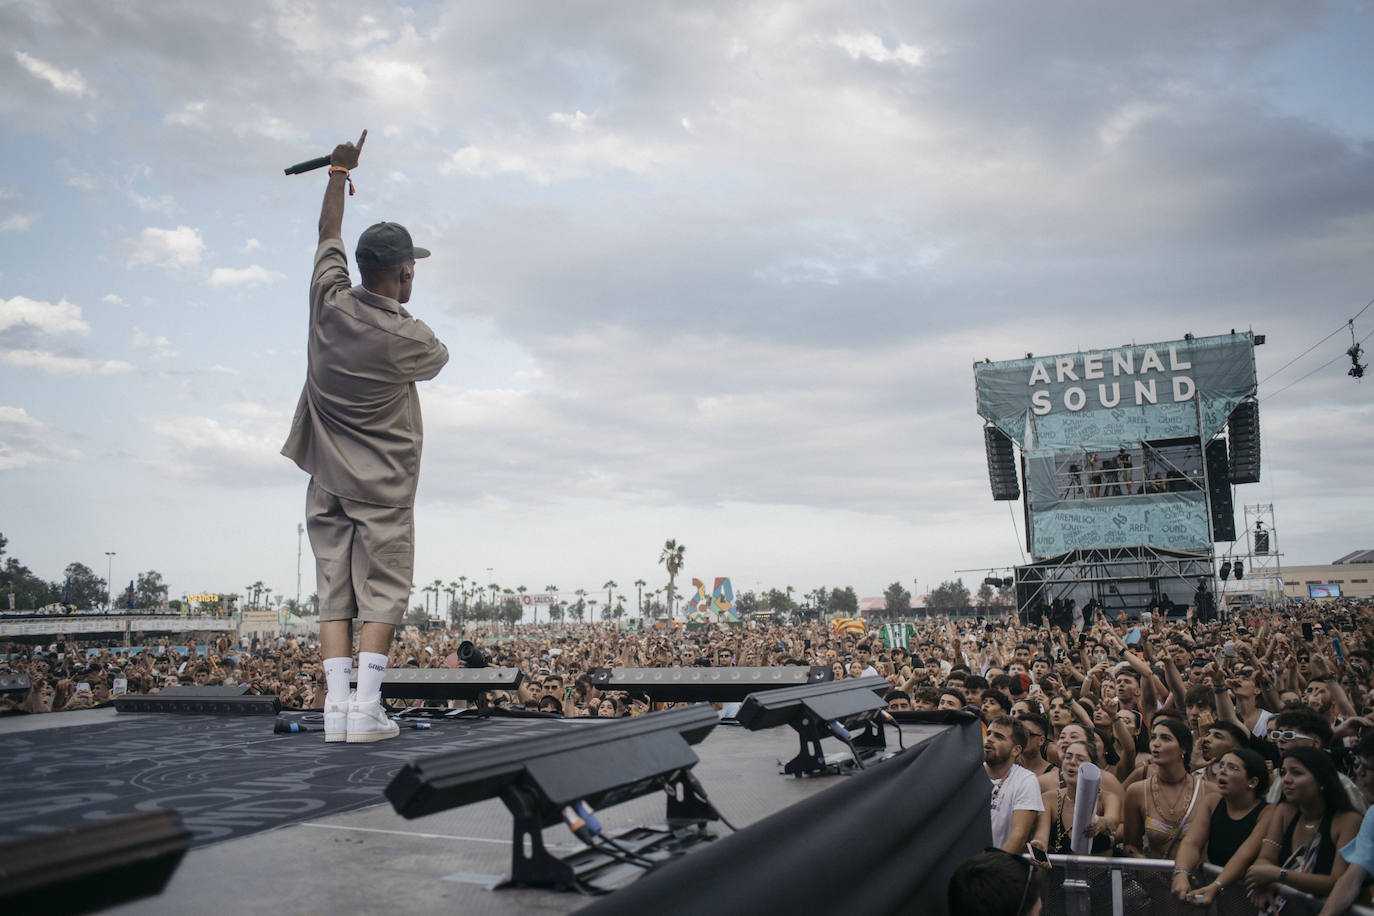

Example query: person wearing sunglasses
[947,848,1045,916]
[1171,748,1272,905]
[1264,709,1367,814]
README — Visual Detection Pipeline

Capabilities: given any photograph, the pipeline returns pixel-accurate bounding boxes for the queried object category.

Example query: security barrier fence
[1043,854,1374,916]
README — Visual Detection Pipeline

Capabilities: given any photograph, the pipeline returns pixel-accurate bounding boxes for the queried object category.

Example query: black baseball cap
[355,221,431,270]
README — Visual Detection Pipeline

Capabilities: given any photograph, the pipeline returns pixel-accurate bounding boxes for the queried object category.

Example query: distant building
[1281,552,1374,601]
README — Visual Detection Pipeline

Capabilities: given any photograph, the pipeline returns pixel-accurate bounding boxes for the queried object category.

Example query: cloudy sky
[1,1,1372,612]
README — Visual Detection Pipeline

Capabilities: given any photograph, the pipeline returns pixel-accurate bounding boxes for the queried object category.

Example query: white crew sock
[324,657,353,707]
[356,651,388,705]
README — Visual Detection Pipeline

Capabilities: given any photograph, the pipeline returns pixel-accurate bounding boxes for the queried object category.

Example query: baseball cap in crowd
[355,222,431,270]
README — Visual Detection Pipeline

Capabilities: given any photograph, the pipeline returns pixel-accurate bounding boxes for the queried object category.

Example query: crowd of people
[7,597,1374,912]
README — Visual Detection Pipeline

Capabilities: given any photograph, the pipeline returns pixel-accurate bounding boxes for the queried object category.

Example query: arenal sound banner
[973,333,1257,449]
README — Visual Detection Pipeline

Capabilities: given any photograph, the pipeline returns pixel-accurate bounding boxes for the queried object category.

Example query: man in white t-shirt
[986,715,1045,853]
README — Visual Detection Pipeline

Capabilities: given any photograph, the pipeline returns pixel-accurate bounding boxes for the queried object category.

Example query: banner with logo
[974,333,1256,449]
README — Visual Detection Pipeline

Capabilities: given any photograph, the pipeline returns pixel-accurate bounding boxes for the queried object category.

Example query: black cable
[595,834,656,868]
[841,733,866,770]
[1007,501,1027,564]
[885,712,906,750]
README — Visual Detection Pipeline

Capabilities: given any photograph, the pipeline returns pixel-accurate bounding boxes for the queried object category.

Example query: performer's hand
[331,129,367,169]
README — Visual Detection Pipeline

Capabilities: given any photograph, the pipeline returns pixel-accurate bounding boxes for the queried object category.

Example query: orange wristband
[328,165,355,196]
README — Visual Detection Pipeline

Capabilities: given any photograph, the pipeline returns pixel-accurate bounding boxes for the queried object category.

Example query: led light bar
[588,665,831,703]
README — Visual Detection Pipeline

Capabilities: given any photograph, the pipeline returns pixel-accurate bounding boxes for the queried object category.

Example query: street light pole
[105,551,117,610]
[296,522,304,610]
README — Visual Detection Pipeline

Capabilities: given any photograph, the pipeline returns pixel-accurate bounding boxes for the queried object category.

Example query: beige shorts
[306,478,414,626]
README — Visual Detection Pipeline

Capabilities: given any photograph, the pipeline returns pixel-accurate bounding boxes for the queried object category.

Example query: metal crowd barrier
[1042,854,1374,916]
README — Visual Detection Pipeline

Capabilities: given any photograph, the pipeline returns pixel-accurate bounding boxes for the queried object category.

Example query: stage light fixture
[386,704,721,888]
[1233,560,1244,580]
[1218,561,1232,580]
[349,665,522,703]
[736,675,891,776]
[589,665,831,704]
[116,685,280,716]
[0,810,191,915]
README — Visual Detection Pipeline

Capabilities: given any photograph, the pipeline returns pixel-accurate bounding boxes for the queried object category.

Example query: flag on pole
[126,580,135,609]
[62,577,72,606]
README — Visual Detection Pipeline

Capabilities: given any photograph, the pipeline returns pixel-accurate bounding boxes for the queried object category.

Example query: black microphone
[284,155,332,176]
[274,715,323,734]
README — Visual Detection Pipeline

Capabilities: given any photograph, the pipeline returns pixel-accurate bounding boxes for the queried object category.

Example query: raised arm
[319,129,367,244]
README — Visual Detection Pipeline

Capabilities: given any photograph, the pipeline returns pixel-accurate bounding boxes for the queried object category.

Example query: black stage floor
[0,708,953,915]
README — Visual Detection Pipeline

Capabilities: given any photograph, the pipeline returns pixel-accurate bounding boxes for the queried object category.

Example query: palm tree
[544,585,558,627]
[458,575,468,609]
[659,539,686,617]
[634,578,647,618]
[604,579,617,609]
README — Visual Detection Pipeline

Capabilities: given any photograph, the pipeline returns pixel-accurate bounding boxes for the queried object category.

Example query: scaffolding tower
[1216,504,1286,609]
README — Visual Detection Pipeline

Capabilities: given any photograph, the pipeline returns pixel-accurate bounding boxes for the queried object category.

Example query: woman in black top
[1171,748,1271,904]
[1243,746,1361,911]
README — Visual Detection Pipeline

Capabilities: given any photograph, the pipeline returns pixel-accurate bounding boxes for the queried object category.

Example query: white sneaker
[346,696,399,743]
[325,693,352,743]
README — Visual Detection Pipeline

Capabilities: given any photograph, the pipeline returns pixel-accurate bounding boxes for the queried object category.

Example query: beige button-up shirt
[281,239,449,507]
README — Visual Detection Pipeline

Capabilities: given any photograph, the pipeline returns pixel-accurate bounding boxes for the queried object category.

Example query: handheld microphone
[274,716,322,734]
[283,155,332,176]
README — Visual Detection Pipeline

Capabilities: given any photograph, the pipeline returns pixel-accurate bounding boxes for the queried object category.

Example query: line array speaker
[1228,398,1261,484]
[1205,438,1236,542]
[984,425,1020,501]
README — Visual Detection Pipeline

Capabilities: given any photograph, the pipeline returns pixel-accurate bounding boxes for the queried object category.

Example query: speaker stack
[984,426,1020,501]
[1205,439,1236,542]
[1228,398,1261,484]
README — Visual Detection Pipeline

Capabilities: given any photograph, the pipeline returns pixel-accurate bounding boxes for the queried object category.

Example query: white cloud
[14,50,89,96]
[165,99,207,127]
[242,238,261,253]
[442,113,673,184]
[0,214,34,232]
[66,170,97,190]
[102,293,126,307]
[127,225,205,269]
[210,364,240,375]
[832,32,924,67]
[145,415,291,485]
[131,327,176,357]
[0,405,41,427]
[1099,101,1169,147]
[0,296,89,335]
[0,348,134,375]
[207,264,286,287]
[0,405,83,471]
[129,190,176,216]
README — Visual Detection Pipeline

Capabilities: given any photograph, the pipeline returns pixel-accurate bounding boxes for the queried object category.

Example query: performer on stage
[281,130,450,743]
